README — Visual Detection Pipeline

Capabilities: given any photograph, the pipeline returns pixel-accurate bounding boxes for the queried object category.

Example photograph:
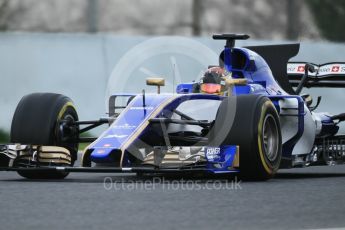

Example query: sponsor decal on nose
[104,134,128,139]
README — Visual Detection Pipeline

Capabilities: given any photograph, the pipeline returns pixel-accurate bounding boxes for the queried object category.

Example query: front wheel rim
[262,114,279,162]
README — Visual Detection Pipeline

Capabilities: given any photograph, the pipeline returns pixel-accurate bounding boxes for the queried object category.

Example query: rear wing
[287,62,345,87]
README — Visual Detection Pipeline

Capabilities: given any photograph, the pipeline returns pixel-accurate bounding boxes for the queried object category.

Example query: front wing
[0,144,240,175]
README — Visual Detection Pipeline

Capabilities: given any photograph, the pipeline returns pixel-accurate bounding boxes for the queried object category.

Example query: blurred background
[0,0,345,141]
[0,0,342,40]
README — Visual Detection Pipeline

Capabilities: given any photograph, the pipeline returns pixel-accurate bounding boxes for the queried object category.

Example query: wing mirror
[224,78,248,96]
[146,78,165,94]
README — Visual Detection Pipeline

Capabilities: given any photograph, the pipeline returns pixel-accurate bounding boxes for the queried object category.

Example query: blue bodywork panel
[90,94,173,162]
[205,145,239,173]
[176,83,194,94]
[90,93,224,163]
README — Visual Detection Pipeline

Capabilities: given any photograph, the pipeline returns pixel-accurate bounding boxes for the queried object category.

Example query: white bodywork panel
[278,98,316,155]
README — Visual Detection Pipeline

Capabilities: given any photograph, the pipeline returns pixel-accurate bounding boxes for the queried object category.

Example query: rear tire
[210,95,282,180]
[11,93,79,179]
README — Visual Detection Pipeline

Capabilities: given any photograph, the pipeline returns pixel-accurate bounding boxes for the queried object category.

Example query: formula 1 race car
[1,34,345,180]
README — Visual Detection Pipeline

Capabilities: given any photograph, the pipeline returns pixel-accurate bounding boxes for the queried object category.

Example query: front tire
[11,93,79,179]
[210,95,282,180]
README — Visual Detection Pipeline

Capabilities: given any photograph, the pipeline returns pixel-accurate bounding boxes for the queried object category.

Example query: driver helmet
[199,67,228,95]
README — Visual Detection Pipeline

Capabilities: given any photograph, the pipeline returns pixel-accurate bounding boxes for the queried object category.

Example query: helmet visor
[200,83,221,94]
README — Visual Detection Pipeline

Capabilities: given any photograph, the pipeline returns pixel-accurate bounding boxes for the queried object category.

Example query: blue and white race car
[1,34,345,180]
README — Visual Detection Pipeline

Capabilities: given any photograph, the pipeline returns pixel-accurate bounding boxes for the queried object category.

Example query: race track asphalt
[0,163,345,230]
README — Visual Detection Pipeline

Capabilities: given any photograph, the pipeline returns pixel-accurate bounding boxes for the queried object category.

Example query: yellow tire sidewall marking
[57,101,75,120]
[257,100,274,175]
[56,101,76,155]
